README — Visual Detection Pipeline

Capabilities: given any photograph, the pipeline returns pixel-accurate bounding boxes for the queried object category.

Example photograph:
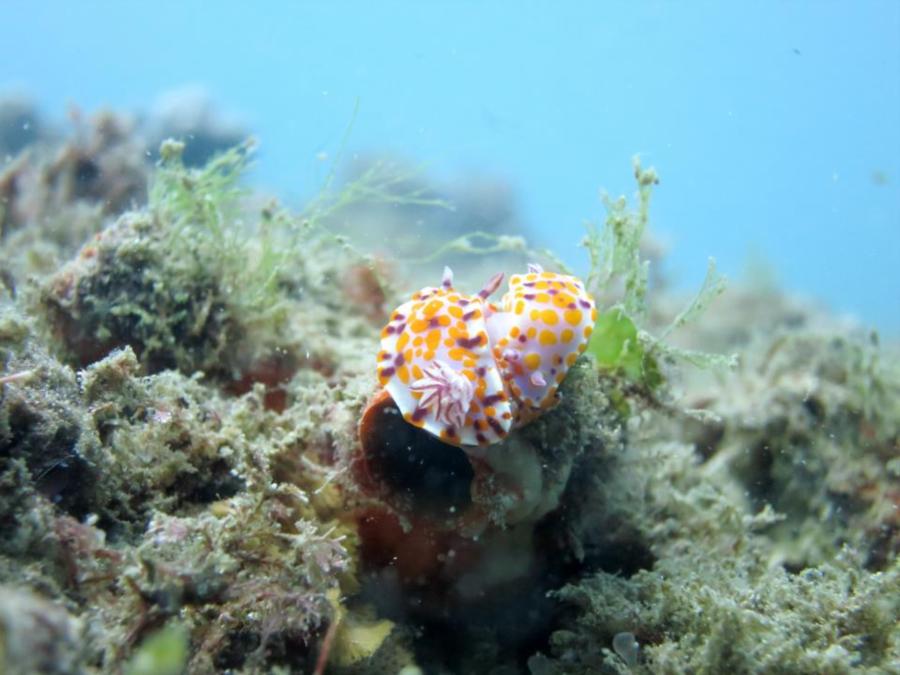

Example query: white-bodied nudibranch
[376,265,597,447]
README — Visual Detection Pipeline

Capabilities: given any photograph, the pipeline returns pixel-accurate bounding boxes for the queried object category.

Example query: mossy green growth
[124,622,188,675]
[583,158,734,387]
[151,138,295,335]
[587,307,662,389]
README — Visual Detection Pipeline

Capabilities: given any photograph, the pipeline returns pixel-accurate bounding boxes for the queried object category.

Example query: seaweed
[1,112,897,675]
[582,159,735,388]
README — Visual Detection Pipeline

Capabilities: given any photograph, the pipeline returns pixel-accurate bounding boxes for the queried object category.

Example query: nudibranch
[376,264,596,448]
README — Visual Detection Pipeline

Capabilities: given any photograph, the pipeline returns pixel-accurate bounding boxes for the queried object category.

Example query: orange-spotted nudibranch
[376,264,597,448]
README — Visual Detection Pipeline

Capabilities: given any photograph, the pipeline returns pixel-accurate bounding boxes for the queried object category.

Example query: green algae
[587,308,662,389]
[1,121,898,675]
[541,550,899,674]
[124,623,188,675]
[583,159,734,389]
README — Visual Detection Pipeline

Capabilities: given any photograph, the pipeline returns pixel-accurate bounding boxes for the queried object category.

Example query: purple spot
[518,334,527,343]
[487,418,506,436]
[459,298,470,306]
[428,317,441,328]
[380,367,396,378]
[457,335,484,349]
[445,425,457,437]
[412,406,428,421]
[393,313,406,321]
[394,353,405,366]
[524,282,536,288]
[475,433,487,444]
[476,367,487,377]
[385,326,395,335]
[523,293,536,300]
[579,299,591,308]
[463,310,478,321]
[482,392,505,406]
[567,302,576,309]
[549,289,558,295]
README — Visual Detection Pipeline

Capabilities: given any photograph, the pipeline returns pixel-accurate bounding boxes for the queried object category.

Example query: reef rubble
[0,104,897,674]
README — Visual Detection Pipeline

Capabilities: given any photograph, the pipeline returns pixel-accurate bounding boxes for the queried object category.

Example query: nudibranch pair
[376,265,596,448]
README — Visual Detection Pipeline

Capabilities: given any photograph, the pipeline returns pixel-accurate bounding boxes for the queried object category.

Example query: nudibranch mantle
[377,265,596,448]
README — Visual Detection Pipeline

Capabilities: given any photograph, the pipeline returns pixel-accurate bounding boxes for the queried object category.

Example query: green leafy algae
[583,158,735,387]
[124,623,188,675]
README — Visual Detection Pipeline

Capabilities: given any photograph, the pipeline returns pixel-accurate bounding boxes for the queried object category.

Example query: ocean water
[1,5,899,674]
[2,2,898,332]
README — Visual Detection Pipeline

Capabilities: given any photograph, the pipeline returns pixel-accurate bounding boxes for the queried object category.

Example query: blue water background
[2,2,898,332]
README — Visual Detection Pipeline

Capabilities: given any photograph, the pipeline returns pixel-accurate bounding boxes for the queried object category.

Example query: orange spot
[484,406,497,418]
[413,336,424,346]
[524,353,541,370]
[566,352,578,366]
[540,271,555,279]
[561,328,574,343]
[426,330,442,351]
[412,364,424,380]
[397,365,410,383]
[397,332,410,350]
[424,351,435,361]
[540,309,558,325]
[564,309,584,326]
[590,306,598,322]
[583,325,593,338]
[535,293,550,303]
[444,338,455,347]
[515,299,525,315]
[530,308,541,321]
[463,359,477,368]
[510,325,521,338]
[404,349,414,362]
[462,369,476,381]
[539,330,558,346]
[423,299,443,317]
[527,327,537,338]
[448,347,467,361]
[438,315,451,327]
[535,280,549,289]
[526,273,538,281]
[448,305,463,318]
[410,318,429,333]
